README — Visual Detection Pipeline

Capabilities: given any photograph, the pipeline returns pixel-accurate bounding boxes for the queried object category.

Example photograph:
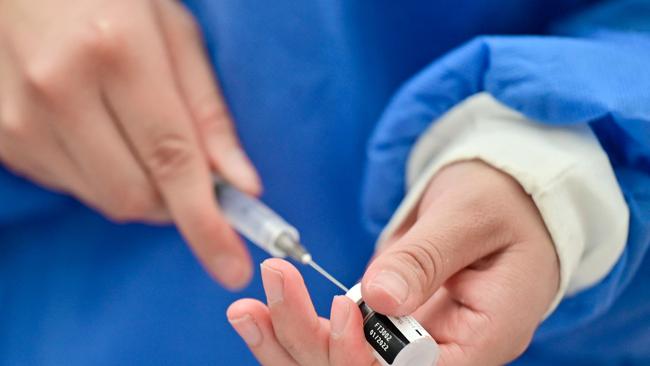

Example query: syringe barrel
[215,182,299,258]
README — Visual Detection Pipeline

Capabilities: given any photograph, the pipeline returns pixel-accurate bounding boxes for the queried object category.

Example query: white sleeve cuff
[378,92,629,316]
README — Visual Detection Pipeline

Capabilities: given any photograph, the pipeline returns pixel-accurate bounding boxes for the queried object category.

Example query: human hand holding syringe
[215,178,347,292]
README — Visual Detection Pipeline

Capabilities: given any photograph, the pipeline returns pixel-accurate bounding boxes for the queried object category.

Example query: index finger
[260,259,330,365]
[98,10,251,288]
[155,0,261,196]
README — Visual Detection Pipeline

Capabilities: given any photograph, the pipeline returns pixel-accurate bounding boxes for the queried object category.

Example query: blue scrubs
[0,0,647,365]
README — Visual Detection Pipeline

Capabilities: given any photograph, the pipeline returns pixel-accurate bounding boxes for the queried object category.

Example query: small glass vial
[345,284,439,366]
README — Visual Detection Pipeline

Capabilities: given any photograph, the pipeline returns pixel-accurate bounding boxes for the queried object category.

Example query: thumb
[361,201,502,316]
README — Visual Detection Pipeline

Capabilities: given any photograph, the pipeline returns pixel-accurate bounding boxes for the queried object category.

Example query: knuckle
[145,133,195,182]
[84,17,131,62]
[192,97,231,135]
[24,61,64,97]
[0,105,31,141]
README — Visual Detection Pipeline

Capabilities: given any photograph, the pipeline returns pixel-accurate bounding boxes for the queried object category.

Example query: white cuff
[379,92,629,316]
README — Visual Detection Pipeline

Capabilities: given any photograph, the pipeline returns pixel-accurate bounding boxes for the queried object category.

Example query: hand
[0,0,260,288]
[228,258,377,366]
[361,160,559,365]
[228,160,560,365]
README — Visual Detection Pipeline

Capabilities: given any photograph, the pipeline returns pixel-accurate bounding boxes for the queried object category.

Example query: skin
[228,160,560,365]
[0,0,260,289]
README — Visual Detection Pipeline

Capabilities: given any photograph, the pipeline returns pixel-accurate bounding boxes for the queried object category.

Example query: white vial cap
[345,284,439,366]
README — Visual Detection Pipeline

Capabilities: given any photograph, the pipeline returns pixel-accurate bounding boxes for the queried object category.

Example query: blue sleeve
[362,0,650,338]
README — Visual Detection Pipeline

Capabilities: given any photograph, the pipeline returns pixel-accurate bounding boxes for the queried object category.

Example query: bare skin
[228,160,560,365]
[0,0,261,288]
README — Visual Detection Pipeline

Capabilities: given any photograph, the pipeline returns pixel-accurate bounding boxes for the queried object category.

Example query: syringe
[214,179,348,292]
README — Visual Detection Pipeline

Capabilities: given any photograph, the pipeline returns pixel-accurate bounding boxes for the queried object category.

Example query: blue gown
[1,0,648,365]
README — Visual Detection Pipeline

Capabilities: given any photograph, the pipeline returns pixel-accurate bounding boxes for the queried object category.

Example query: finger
[50,96,170,223]
[228,299,299,366]
[0,117,80,194]
[329,296,377,366]
[155,0,261,195]
[0,98,70,191]
[260,258,330,366]
[26,44,169,224]
[0,42,80,193]
[361,169,515,316]
[99,10,251,288]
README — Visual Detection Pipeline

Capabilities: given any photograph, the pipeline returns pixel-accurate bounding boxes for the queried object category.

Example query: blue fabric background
[1,0,647,365]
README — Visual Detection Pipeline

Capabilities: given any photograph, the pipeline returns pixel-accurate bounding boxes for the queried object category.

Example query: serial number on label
[368,322,394,352]
[369,329,389,351]
[373,322,393,341]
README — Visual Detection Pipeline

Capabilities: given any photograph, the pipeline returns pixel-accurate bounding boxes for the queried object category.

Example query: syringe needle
[308,260,349,292]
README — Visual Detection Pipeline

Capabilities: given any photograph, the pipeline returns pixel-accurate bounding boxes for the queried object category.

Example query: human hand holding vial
[228,259,439,366]
[345,284,439,366]
[216,181,438,365]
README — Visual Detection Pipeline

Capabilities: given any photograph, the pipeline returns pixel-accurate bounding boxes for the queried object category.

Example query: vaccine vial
[345,284,439,366]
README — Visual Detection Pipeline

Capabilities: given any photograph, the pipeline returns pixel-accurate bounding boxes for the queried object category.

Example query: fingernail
[261,261,284,305]
[368,271,409,305]
[228,314,262,347]
[330,296,350,340]
[214,255,249,288]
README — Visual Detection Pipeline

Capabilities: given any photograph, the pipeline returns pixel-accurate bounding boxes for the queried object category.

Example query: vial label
[360,303,410,364]
[347,284,437,366]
